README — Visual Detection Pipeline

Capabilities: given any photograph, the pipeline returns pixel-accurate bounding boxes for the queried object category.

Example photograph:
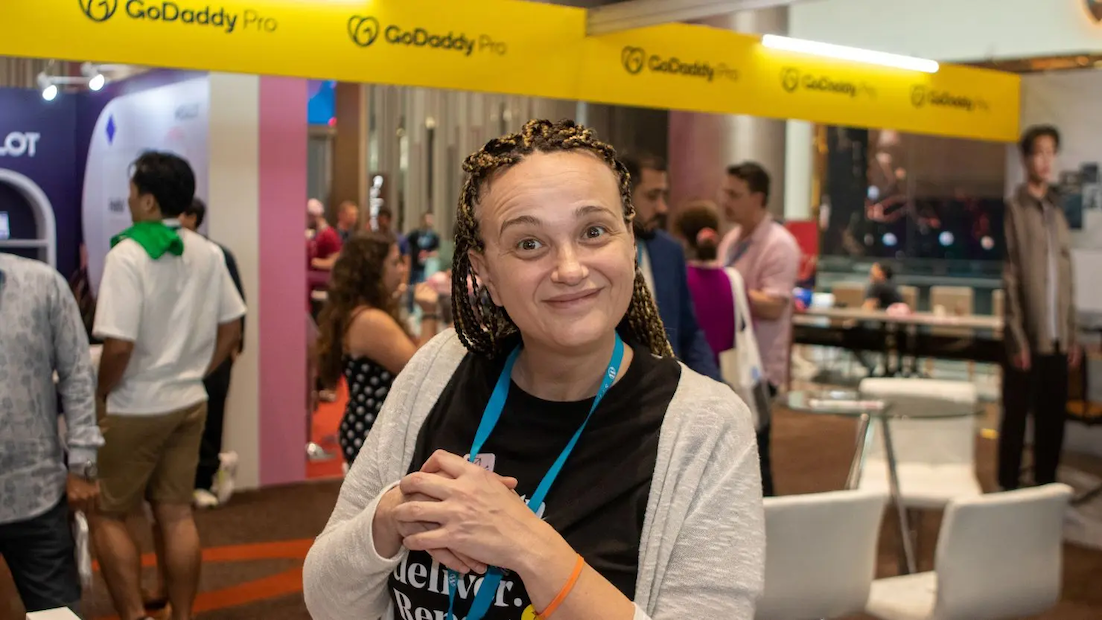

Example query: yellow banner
[578,23,1020,143]
[0,1,1020,142]
[1,0,585,100]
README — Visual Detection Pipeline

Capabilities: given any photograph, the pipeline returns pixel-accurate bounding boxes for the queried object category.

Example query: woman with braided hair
[304,119,764,620]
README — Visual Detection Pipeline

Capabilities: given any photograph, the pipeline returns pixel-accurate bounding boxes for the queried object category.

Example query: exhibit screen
[820,128,1007,263]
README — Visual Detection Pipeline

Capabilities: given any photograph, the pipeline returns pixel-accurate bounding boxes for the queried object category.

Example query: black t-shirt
[388,341,681,620]
[866,281,903,309]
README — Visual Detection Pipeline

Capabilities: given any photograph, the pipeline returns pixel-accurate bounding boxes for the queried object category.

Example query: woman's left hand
[393,450,556,573]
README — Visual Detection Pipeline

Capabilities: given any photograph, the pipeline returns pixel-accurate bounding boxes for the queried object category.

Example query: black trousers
[0,498,82,614]
[998,351,1068,490]
[758,384,777,497]
[195,357,234,491]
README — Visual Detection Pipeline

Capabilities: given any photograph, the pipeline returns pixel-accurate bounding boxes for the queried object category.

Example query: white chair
[866,483,1073,620]
[857,378,982,509]
[757,490,888,620]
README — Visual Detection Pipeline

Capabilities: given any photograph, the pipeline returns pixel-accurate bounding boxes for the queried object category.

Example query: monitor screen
[821,127,1006,263]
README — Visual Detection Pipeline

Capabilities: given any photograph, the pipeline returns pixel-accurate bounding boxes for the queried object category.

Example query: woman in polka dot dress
[316,232,442,464]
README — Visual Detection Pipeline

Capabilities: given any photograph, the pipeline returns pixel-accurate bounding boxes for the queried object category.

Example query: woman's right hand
[413,283,440,313]
[375,472,518,574]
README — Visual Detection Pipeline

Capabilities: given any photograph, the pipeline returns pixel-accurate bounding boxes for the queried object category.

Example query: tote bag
[718,267,772,430]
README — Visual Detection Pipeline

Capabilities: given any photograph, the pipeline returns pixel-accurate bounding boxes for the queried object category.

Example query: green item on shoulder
[110,221,184,259]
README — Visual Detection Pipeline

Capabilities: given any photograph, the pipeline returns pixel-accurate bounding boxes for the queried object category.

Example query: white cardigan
[303,330,764,620]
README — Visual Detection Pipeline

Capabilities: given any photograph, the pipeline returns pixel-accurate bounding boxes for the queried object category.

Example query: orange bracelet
[538,554,586,620]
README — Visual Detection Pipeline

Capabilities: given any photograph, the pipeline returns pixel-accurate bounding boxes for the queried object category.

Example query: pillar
[668,7,789,224]
[207,73,307,490]
[332,82,368,216]
[257,76,308,486]
[784,120,815,220]
[207,73,261,489]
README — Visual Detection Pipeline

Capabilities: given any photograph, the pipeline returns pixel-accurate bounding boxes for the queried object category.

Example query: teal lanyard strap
[446,334,626,620]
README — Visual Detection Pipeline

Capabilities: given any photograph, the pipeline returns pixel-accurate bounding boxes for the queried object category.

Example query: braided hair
[451,118,673,359]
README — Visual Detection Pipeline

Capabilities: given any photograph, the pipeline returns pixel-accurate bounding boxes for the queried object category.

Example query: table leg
[881,418,917,575]
[846,413,873,490]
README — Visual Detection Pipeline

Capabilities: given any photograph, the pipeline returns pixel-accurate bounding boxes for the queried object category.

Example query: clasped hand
[389,450,549,577]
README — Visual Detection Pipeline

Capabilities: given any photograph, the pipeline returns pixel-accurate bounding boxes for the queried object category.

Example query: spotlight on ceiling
[81,62,106,91]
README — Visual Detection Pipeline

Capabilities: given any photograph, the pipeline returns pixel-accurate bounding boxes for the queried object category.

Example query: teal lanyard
[446,333,626,620]
[728,238,751,266]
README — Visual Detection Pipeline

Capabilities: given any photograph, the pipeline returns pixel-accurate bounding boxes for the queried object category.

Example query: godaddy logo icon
[619,46,738,83]
[781,68,800,93]
[622,47,646,74]
[911,85,928,107]
[80,0,119,22]
[348,15,380,47]
[346,15,507,57]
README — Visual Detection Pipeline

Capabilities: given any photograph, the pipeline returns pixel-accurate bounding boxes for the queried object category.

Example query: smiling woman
[303,119,765,620]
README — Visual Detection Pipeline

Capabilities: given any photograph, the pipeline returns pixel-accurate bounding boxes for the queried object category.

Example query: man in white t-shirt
[91,152,246,620]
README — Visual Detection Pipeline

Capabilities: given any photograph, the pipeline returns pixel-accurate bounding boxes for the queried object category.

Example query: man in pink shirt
[717,161,799,496]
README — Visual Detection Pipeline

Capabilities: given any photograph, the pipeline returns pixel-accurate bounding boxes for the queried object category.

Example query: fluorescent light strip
[762,34,939,74]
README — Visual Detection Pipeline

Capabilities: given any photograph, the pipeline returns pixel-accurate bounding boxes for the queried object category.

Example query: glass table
[780,389,982,574]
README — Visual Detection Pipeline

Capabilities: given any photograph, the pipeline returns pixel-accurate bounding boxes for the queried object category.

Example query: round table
[779,389,982,574]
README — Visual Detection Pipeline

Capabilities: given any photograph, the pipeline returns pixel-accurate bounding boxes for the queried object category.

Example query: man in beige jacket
[1000,125,1081,491]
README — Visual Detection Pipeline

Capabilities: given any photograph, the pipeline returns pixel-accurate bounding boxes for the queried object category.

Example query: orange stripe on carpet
[193,566,304,614]
[92,566,304,620]
[92,538,314,571]
[90,539,315,619]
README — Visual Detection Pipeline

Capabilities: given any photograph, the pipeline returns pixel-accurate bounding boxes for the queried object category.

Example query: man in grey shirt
[0,253,104,614]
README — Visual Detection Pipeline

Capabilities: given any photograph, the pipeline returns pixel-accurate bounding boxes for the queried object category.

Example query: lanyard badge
[445,334,626,620]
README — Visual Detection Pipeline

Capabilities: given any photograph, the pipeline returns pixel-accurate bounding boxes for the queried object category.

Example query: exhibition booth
[0,0,1024,491]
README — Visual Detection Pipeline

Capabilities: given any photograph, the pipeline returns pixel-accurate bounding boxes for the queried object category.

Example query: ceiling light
[762,34,939,73]
[42,84,58,101]
[81,62,107,91]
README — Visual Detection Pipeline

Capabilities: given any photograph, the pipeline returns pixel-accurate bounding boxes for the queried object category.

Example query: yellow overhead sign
[578,23,1019,143]
[0,0,1020,142]
[6,0,585,100]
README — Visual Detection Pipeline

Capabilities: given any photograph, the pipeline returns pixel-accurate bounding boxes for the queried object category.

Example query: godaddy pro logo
[347,15,507,57]
[80,0,118,22]
[910,86,988,112]
[620,46,739,83]
[780,67,876,98]
[79,0,279,34]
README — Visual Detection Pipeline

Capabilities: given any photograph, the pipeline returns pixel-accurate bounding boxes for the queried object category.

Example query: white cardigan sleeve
[635,376,766,619]
[302,333,453,620]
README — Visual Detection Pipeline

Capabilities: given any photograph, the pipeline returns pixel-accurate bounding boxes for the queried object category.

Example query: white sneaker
[193,489,219,509]
[214,451,239,505]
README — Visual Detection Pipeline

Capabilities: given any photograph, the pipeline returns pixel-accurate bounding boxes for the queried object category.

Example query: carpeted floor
[3,407,1102,619]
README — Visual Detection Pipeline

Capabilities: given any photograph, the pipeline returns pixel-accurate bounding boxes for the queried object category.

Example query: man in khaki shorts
[93,152,246,620]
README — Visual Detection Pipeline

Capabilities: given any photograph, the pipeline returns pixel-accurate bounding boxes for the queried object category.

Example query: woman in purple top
[677,201,736,366]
